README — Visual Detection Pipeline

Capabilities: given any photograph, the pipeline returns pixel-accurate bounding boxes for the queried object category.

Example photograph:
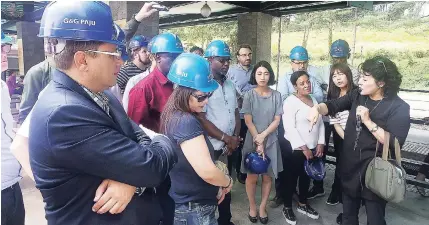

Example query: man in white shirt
[276,46,324,103]
[1,31,25,225]
[198,40,240,225]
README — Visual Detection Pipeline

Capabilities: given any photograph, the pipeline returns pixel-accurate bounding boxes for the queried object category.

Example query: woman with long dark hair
[160,53,233,225]
[326,63,357,206]
[308,56,411,225]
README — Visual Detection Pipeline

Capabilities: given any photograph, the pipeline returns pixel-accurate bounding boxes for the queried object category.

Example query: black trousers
[1,183,25,225]
[281,150,311,207]
[331,130,343,201]
[228,119,248,177]
[419,153,429,177]
[215,150,232,224]
[342,193,386,225]
[312,122,332,191]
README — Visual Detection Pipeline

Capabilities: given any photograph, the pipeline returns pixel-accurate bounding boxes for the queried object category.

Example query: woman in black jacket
[308,56,411,225]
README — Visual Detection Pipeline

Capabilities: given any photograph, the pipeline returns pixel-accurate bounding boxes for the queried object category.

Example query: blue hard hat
[330,39,350,58]
[290,46,309,61]
[114,23,128,61]
[244,152,271,174]
[1,31,13,45]
[167,53,218,93]
[129,35,150,50]
[38,1,123,46]
[204,40,231,58]
[150,32,184,54]
[304,158,326,181]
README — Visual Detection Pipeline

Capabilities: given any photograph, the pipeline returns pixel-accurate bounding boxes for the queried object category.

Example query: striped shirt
[329,110,349,130]
[116,61,145,94]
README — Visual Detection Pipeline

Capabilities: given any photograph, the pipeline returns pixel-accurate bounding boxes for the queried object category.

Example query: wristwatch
[370,125,379,133]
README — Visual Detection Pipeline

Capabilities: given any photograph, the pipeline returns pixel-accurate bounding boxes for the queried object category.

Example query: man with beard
[227,44,255,184]
[198,40,240,225]
[116,35,152,94]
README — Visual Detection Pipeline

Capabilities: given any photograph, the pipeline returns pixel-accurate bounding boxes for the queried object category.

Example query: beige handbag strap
[394,137,402,166]
[382,131,390,161]
[380,131,402,165]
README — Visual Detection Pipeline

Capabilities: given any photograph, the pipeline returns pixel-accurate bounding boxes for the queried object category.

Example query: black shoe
[269,196,283,208]
[326,192,340,206]
[259,215,269,224]
[237,173,246,184]
[336,213,343,224]
[282,207,296,225]
[248,214,257,223]
[307,187,325,199]
[297,204,319,219]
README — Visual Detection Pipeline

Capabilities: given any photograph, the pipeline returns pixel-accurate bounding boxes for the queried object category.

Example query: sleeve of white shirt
[282,97,306,150]
[17,110,31,138]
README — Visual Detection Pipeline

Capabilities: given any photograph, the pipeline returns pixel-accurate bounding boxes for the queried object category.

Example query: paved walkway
[20,166,429,225]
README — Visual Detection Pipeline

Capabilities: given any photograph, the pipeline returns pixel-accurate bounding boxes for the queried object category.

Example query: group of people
[0,1,418,225]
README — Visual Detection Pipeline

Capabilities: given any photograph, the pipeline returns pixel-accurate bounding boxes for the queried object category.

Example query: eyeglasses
[378,60,388,75]
[214,57,231,64]
[86,50,121,59]
[1,44,11,53]
[238,53,252,58]
[192,92,213,102]
[291,60,308,66]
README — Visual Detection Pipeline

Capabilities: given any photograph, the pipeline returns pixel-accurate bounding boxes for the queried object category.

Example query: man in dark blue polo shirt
[29,2,177,224]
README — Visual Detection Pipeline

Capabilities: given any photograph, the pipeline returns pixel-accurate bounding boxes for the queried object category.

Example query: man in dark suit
[29,2,177,224]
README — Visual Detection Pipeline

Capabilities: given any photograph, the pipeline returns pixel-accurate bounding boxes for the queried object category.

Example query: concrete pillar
[237,12,273,63]
[16,21,45,75]
[109,1,159,39]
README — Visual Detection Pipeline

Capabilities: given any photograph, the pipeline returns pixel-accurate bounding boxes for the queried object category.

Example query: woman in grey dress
[241,61,283,224]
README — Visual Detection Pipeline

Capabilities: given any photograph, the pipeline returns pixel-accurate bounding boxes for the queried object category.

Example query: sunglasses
[192,92,213,102]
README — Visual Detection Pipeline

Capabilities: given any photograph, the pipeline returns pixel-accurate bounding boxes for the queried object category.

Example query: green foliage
[161,2,428,90]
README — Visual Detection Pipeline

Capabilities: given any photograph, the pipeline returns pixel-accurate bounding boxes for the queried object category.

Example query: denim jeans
[174,203,217,225]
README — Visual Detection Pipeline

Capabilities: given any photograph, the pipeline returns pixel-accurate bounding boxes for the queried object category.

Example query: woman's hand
[315,144,324,158]
[356,105,370,124]
[302,149,314,160]
[253,133,266,146]
[307,105,321,132]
